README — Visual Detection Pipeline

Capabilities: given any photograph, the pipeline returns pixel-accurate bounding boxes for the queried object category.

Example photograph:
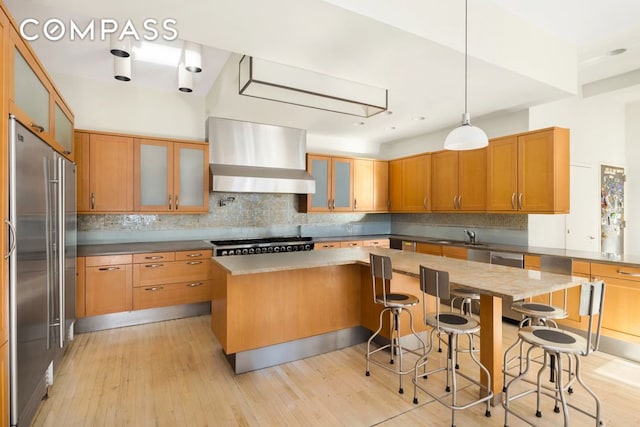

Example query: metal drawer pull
[511,193,516,209]
[145,256,163,260]
[144,287,164,291]
[30,122,45,133]
[187,253,203,257]
[98,266,120,271]
[186,261,203,265]
[145,263,164,268]
[187,282,204,287]
[617,270,640,277]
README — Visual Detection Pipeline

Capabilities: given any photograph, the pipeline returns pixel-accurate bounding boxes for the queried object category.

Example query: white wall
[379,110,529,159]
[626,101,640,255]
[528,94,629,250]
[51,73,207,140]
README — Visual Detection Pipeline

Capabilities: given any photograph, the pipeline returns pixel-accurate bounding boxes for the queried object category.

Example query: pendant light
[444,0,488,151]
[109,34,131,58]
[178,62,193,92]
[184,41,202,73]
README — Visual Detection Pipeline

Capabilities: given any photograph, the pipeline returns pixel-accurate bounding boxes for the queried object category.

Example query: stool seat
[518,326,589,355]
[451,287,479,298]
[375,293,419,308]
[511,301,567,320]
[424,313,480,335]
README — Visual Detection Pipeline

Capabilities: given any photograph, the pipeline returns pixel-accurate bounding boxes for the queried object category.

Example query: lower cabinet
[80,249,212,316]
[85,255,133,316]
[591,262,640,338]
[315,238,390,250]
[416,242,442,256]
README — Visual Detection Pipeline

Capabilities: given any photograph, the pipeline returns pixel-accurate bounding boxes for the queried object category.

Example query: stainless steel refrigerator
[7,115,76,427]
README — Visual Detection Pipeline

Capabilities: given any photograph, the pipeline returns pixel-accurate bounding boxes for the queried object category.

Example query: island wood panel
[76,257,86,318]
[214,264,361,354]
[359,266,433,338]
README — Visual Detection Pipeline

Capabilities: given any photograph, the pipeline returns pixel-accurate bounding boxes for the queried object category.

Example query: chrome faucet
[464,229,476,244]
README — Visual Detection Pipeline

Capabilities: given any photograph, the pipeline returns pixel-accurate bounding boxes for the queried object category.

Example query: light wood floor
[32,315,640,426]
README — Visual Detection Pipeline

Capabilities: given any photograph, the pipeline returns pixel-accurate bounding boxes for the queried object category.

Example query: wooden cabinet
[431,148,486,211]
[132,249,212,310]
[85,255,133,316]
[76,257,86,318]
[416,242,442,256]
[591,262,640,338]
[76,132,134,212]
[442,246,468,260]
[353,159,389,212]
[340,240,363,248]
[487,127,569,213]
[389,154,431,212]
[76,130,209,214]
[362,238,390,248]
[134,138,209,213]
[8,27,74,160]
[305,155,353,212]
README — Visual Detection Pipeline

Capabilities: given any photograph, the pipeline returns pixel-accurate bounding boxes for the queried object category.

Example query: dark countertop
[78,240,213,257]
[77,234,640,267]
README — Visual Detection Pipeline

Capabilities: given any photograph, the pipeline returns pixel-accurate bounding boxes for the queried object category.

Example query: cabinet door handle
[168,195,173,210]
[423,197,427,210]
[511,193,516,210]
[98,266,120,271]
[617,270,640,277]
[145,255,164,260]
[144,263,164,268]
[30,122,45,133]
[327,199,331,210]
[175,195,179,210]
[354,198,357,211]
[331,199,336,210]
[91,192,95,210]
[186,282,204,287]
[387,199,391,210]
[518,193,523,209]
[186,261,203,265]
[187,253,203,258]
[457,195,462,209]
[144,287,164,292]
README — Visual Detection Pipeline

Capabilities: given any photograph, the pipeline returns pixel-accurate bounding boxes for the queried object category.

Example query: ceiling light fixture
[114,56,131,81]
[238,55,388,117]
[109,34,131,58]
[184,41,203,73]
[443,0,488,151]
[178,63,193,92]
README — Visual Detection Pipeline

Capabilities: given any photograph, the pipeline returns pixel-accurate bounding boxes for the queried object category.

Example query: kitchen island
[211,247,587,397]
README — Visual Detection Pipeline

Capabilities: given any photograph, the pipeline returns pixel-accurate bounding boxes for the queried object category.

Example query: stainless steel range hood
[206,117,315,194]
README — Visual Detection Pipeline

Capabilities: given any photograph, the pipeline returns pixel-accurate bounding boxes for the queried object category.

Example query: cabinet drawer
[591,262,640,281]
[315,242,340,250]
[572,260,590,276]
[340,240,363,248]
[133,259,211,287]
[595,276,640,337]
[175,249,212,261]
[133,252,175,263]
[86,254,132,267]
[442,246,467,260]
[362,239,390,248]
[133,280,212,310]
[524,254,540,270]
[416,243,442,256]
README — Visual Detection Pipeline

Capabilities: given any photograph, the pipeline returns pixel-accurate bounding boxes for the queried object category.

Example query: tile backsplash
[78,193,528,245]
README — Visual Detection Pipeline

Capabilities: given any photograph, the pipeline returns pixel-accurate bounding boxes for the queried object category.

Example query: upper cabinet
[9,27,74,160]
[487,127,569,213]
[353,159,389,212]
[77,132,134,212]
[76,130,209,214]
[431,148,487,212]
[389,154,431,212]
[134,139,209,213]
[305,155,354,212]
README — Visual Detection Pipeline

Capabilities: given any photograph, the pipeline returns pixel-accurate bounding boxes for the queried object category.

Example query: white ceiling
[5,0,640,146]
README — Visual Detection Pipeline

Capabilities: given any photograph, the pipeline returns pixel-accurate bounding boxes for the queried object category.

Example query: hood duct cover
[206,117,315,194]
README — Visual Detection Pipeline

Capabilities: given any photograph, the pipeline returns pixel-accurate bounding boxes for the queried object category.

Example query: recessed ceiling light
[385,126,396,131]
[132,42,182,67]
[412,116,425,121]
[353,121,365,126]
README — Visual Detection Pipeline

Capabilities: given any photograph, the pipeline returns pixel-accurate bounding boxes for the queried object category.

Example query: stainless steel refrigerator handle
[44,158,55,351]
[58,156,66,349]
[4,219,16,259]
[8,115,19,424]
